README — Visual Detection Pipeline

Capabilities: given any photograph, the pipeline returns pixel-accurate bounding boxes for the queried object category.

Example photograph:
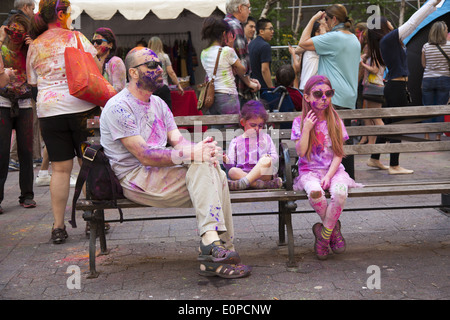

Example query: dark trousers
[370,80,408,167]
[0,107,34,204]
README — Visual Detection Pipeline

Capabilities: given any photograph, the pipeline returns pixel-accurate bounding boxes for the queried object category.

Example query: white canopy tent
[69,0,227,20]
[64,0,228,85]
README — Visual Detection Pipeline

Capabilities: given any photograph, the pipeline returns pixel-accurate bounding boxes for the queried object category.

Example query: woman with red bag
[26,0,101,244]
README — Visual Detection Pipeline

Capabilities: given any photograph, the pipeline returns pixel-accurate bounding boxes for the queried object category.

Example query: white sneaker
[35,175,51,186]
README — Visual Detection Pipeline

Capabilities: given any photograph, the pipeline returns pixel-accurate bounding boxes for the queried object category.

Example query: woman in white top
[27,0,100,244]
[421,20,450,141]
[200,16,246,116]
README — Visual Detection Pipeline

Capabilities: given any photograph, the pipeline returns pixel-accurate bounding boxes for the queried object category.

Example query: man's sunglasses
[132,61,163,69]
[311,89,335,99]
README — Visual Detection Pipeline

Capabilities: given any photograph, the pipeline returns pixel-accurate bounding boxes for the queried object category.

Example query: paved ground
[0,137,449,302]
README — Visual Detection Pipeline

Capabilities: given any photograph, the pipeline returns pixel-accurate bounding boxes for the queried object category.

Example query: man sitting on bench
[99,47,251,279]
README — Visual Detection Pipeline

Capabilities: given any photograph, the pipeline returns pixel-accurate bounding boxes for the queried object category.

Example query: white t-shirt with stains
[100,88,178,180]
[27,29,98,118]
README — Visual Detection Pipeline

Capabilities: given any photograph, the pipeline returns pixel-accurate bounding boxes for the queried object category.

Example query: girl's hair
[311,21,321,37]
[326,4,353,30]
[366,16,390,68]
[148,36,164,54]
[240,100,268,123]
[302,75,345,160]
[30,0,71,39]
[94,27,118,68]
[428,21,448,45]
[201,16,232,46]
[8,13,31,32]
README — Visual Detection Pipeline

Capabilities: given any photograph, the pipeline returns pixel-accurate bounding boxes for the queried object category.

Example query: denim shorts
[205,92,240,116]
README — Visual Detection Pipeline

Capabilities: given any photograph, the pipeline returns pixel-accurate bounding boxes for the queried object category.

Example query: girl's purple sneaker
[330,220,346,254]
[312,223,330,260]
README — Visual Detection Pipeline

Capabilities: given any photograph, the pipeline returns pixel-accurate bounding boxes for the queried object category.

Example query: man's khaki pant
[120,162,235,249]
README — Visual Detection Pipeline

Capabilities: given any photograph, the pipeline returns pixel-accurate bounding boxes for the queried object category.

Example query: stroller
[259,85,302,129]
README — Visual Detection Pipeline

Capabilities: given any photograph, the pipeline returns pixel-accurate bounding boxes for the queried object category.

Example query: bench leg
[277,202,286,246]
[278,201,297,267]
[285,201,297,267]
[83,209,110,279]
[441,193,450,213]
[284,211,296,268]
[96,209,109,255]
[86,217,99,279]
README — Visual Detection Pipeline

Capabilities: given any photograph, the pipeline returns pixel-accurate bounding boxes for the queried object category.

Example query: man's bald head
[125,47,158,79]
[125,47,164,93]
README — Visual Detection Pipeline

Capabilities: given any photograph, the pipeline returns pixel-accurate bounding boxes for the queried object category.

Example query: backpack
[70,143,125,228]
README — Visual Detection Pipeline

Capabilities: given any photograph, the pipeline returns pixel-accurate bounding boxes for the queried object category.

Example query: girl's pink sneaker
[312,223,330,260]
[330,220,346,254]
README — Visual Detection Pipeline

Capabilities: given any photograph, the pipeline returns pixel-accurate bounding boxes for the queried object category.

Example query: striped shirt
[422,41,450,78]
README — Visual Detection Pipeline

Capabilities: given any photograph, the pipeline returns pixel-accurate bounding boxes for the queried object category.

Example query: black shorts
[362,94,385,104]
[39,107,101,162]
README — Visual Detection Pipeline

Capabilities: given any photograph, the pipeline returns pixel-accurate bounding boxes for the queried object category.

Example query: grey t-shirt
[100,88,178,180]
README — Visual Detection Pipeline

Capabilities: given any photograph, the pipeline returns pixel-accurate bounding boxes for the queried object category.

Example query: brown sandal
[198,240,241,264]
[199,262,252,279]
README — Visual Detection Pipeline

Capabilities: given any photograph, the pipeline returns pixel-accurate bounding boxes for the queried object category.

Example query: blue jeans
[422,76,450,122]
[206,92,240,116]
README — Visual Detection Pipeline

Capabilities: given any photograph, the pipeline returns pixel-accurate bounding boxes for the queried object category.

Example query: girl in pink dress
[224,100,282,190]
[291,75,363,260]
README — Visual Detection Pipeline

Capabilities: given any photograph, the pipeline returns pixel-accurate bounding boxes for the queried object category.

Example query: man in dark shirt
[248,18,274,89]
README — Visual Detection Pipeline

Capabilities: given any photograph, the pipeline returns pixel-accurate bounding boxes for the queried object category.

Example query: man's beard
[136,69,164,92]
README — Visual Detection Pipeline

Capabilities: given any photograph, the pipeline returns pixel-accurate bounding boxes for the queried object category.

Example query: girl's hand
[222,153,230,164]
[303,110,317,132]
[320,175,331,190]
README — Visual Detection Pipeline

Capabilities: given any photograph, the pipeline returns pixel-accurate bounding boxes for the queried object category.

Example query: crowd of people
[0,0,448,278]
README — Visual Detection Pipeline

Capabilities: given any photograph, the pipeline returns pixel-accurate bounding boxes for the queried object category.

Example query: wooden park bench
[75,104,450,278]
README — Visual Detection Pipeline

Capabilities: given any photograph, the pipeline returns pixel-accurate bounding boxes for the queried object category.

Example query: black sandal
[51,225,68,244]
[199,261,252,279]
[198,240,241,264]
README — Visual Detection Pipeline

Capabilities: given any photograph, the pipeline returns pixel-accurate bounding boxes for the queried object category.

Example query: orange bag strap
[74,32,84,52]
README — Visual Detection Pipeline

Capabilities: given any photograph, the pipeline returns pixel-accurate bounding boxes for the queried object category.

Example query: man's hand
[193,136,222,165]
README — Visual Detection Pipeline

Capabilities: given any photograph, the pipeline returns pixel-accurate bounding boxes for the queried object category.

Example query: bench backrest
[87,105,450,156]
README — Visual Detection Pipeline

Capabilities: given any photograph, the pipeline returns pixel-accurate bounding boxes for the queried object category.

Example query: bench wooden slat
[86,106,449,128]
[170,105,450,126]
[76,180,450,211]
[283,140,450,156]
[344,141,450,155]
[274,122,450,140]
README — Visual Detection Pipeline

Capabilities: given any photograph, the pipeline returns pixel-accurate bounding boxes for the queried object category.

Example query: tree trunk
[293,0,303,37]
[399,0,406,26]
[260,0,279,19]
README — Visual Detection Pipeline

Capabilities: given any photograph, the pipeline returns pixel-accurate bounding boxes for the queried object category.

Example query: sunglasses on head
[311,89,335,99]
[91,39,108,45]
[132,61,163,69]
